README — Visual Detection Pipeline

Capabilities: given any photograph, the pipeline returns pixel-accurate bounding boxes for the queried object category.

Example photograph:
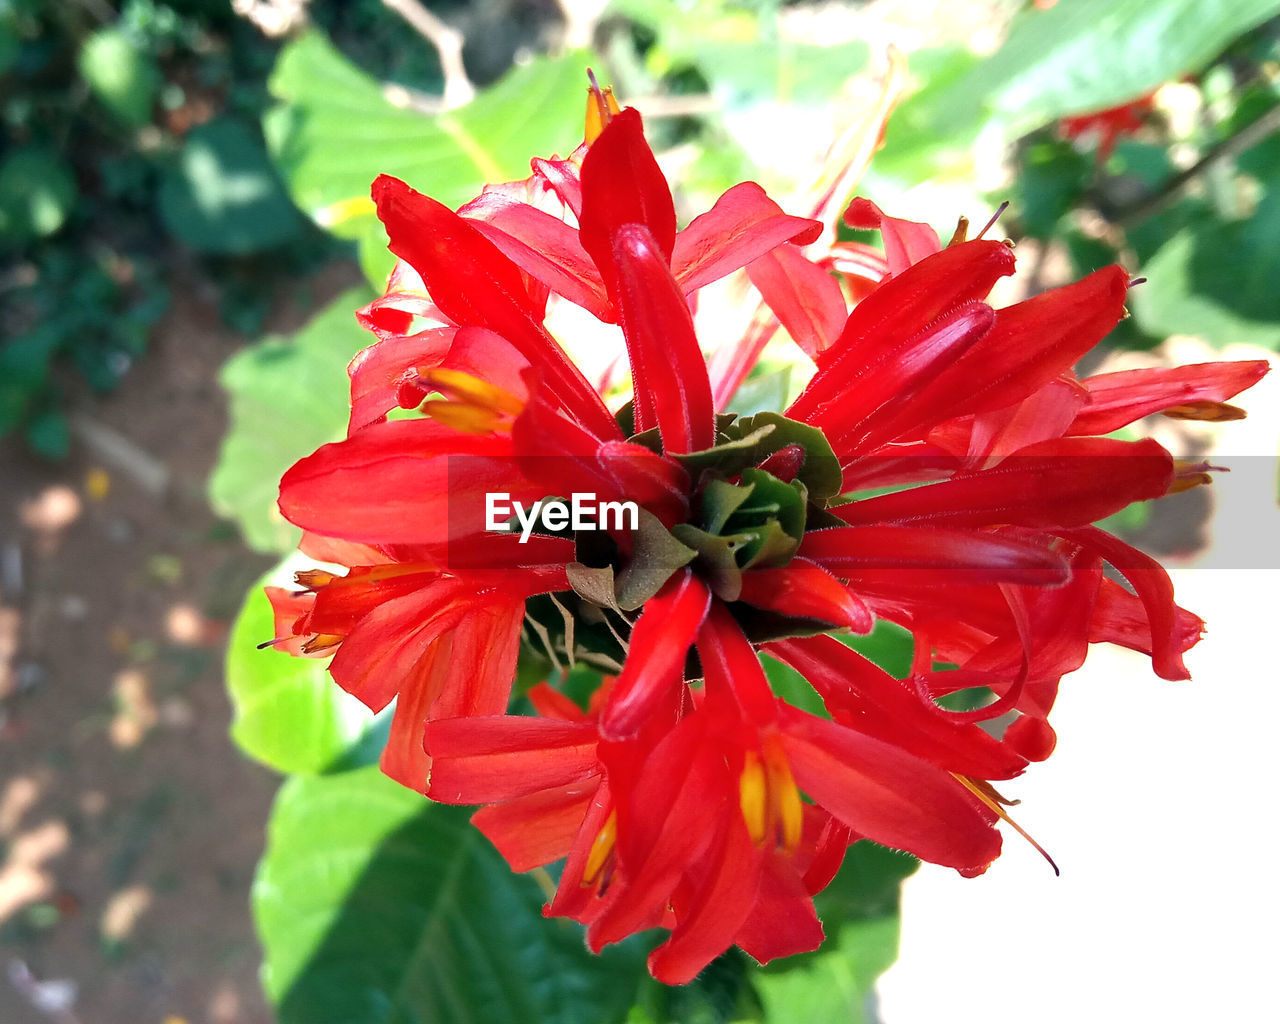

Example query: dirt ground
[0,261,361,1024]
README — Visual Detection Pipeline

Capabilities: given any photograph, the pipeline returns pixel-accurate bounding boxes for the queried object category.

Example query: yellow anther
[947,216,970,247]
[418,367,524,415]
[294,569,337,591]
[763,738,804,852]
[738,751,769,844]
[583,811,617,885]
[420,400,509,435]
[584,69,621,144]
[1162,400,1247,423]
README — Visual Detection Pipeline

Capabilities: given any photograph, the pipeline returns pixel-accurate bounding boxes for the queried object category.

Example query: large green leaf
[255,767,649,1024]
[882,0,1280,173]
[968,0,1280,136]
[227,556,380,775]
[263,31,590,286]
[208,285,375,553]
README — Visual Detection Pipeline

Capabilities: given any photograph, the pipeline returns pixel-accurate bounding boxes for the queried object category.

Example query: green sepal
[614,509,697,610]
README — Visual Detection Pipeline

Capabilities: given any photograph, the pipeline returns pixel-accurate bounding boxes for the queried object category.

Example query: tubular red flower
[266,84,1268,984]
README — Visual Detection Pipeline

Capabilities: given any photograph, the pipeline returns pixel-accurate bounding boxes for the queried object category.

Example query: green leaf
[756,842,916,1024]
[1128,109,1280,351]
[957,0,1280,137]
[159,117,305,254]
[77,27,160,128]
[263,31,590,287]
[0,146,77,242]
[226,556,379,775]
[255,766,649,1024]
[208,286,376,553]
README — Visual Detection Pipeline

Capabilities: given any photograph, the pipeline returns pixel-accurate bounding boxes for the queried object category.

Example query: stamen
[1162,401,1247,423]
[740,740,804,852]
[583,811,618,885]
[420,401,509,435]
[584,69,620,144]
[739,751,769,844]
[975,201,1010,240]
[294,569,336,591]
[418,368,524,415]
[953,773,1059,875]
[1170,459,1228,494]
[947,216,970,247]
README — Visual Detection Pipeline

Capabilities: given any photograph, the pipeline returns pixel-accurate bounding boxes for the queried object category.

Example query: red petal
[278,420,537,546]
[801,525,1070,585]
[767,635,1027,780]
[778,704,1001,871]
[379,633,449,791]
[672,182,822,293]
[1069,360,1270,435]
[1066,529,1202,679]
[738,559,874,632]
[746,245,847,360]
[371,174,618,440]
[471,780,596,871]
[531,156,584,218]
[600,571,711,739]
[461,192,613,321]
[733,851,825,966]
[579,107,677,292]
[793,238,1015,400]
[646,817,764,985]
[912,265,1130,424]
[610,224,715,451]
[832,437,1173,530]
[327,583,470,711]
[844,197,941,276]
[346,328,457,434]
[799,301,998,451]
[425,715,601,804]
[1089,577,1204,666]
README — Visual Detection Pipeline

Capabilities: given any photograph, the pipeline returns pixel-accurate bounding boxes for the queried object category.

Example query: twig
[380,0,474,109]
[1113,103,1280,228]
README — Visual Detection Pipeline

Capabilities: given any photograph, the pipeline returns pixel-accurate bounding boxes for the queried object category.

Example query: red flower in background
[266,79,1268,982]
[1061,91,1158,162]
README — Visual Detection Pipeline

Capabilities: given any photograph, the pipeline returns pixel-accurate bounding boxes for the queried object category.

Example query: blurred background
[2,0,1278,1021]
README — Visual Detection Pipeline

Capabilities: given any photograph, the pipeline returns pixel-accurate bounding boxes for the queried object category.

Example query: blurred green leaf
[1129,111,1280,350]
[0,146,77,242]
[227,558,379,775]
[23,407,69,458]
[263,31,590,287]
[159,117,305,254]
[256,766,649,1024]
[1013,138,1091,239]
[0,328,58,431]
[77,26,160,128]
[968,0,1280,136]
[208,285,375,553]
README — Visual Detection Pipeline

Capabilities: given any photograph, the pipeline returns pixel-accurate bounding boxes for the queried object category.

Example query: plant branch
[380,0,474,109]
[1114,103,1280,228]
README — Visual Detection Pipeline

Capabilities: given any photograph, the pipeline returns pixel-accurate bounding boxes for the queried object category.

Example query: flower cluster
[266,84,1267,983]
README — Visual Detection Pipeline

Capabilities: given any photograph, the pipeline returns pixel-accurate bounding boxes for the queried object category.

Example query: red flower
[1061,92,1158,162]
[269,82,1268,980]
